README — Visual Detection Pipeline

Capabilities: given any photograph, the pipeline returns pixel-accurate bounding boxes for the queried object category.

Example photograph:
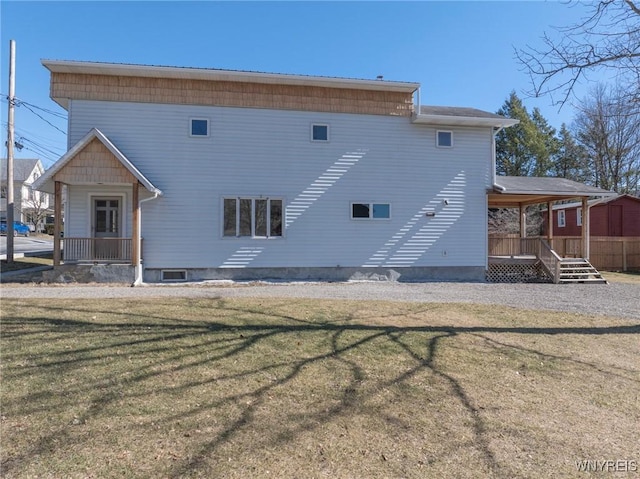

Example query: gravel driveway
[2,281,639,320]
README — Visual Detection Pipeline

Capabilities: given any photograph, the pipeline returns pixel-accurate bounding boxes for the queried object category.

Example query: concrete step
[559,277,608,284]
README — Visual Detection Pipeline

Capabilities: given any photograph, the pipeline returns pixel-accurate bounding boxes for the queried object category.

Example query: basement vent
[161,270,187,282]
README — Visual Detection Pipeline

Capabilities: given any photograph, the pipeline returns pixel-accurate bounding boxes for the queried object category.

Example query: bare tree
[574,84,640,193]
[516,0,640,109]
[22,187,52,233]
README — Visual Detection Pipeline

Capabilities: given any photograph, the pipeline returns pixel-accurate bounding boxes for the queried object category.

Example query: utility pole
[5,39,16,263]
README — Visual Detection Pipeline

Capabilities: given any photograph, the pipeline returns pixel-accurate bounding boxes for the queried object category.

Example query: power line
[18,99,67,120]
[17,102,67,135]
[2,93,68,135]
[2,121,64,166]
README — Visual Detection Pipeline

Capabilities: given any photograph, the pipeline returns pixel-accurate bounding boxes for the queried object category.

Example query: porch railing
[488,236,541,257]
[63,237,133,263]
[538,239,563,284]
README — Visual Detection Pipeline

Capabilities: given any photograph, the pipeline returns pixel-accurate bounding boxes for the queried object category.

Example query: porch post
[519,204,526,238]
[547,201,554,246]
[132,181,139,266]
[53,181,62,266]
[582,196,589,259]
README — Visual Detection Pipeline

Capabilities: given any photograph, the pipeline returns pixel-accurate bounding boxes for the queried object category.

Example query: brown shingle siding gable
[53,137,136,185]
[51,72,414,116]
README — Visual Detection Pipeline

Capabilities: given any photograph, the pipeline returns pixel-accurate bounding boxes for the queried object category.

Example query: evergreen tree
[551,124,589,182]
[530,108,559,176]
[495,92,558,177]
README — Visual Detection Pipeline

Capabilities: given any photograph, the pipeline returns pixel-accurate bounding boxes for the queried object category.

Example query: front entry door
[94,198,121,259]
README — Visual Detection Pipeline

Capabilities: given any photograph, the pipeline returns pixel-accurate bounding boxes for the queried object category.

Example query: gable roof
[551,194,640,210]
[32,128,162,195]
[413,105,518,128]
[1,158,42,183]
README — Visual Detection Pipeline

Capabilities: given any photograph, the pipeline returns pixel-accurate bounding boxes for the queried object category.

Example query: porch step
[558,258,607,284]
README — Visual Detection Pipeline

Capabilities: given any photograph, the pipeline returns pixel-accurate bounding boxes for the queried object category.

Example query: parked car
[0,221,30,236]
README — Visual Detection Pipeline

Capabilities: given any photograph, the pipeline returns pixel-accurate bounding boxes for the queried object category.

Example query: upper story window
[190,118,209,137]
[436,130,453,148]
[351,203,391,220]
[311,124,329,142]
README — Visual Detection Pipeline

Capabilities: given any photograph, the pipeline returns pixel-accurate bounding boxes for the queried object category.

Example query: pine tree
[551,124,589,182]
[495,92,558,177]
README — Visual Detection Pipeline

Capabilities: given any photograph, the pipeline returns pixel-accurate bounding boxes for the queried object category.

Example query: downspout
[583,196,610,260]
[133,191,159,286]
[491,126,504,187]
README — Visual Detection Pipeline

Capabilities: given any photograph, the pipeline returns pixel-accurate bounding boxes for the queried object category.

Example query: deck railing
[488,236,541,257]
[63,237,132,263]
[538,239,563,284]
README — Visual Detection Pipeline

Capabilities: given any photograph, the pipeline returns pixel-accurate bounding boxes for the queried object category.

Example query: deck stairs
[557,258,607,284]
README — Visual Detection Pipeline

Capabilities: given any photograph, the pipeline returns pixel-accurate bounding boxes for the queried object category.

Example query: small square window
[437,130,453,148]
[190,118,209,137]
[372,203,390,219]
[312,124,329,142]
[352,203,370,218]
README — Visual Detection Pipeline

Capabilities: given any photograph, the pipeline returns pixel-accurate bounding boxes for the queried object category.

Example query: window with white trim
[311,124,329,142]
[436,130,453,148]
[223,197,283,238]
[576,207,582,226]
[190,118,209,137]
[351,203,391,220]
[558,210,566,228]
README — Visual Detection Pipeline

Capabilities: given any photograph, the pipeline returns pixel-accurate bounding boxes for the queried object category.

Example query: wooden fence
[551,236,640,272]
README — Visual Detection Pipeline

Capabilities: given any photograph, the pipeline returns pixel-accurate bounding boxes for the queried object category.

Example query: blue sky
[1,1,607,168]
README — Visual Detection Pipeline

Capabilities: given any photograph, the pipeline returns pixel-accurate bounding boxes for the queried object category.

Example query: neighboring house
[544,195,640,237]
[32,60,611,284]
[1,158,51,230]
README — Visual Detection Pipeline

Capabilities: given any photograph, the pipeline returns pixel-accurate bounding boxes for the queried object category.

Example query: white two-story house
[1,157,51,231]
[33,60,537,283]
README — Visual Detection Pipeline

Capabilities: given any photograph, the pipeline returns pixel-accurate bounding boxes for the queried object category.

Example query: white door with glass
[93,198,121,259]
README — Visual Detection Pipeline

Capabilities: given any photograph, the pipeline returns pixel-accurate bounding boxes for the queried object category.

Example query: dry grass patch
[1,298,638,478]
[601,271,640,284]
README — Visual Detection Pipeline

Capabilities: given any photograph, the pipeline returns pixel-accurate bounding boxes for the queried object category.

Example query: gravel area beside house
[2,280,638,320]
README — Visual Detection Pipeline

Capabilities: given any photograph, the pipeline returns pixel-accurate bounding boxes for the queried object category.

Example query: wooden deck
[488,237,606,284]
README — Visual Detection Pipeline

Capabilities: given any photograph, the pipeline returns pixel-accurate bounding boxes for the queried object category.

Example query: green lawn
[1,253,53,274]
[1,298,638,478]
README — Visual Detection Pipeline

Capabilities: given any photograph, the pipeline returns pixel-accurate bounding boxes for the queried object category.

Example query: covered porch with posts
[487,176,616,284]
[32,128,161,283]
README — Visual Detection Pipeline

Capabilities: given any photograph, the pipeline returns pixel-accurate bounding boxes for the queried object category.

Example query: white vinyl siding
[69,100,493,269]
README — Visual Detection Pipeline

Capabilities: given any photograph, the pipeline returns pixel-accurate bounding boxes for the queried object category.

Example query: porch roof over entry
[32,128,162,195]
[489,176,616,208]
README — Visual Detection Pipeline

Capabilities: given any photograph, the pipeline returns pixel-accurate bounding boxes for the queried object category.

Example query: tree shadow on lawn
[1,297,639,478]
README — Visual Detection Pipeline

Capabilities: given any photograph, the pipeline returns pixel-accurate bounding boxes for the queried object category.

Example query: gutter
[133,191,160,286]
